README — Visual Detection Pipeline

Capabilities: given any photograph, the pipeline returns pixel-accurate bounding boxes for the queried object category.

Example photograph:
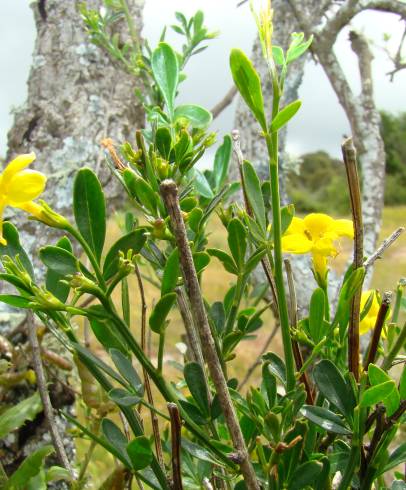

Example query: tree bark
[1,0,144,482]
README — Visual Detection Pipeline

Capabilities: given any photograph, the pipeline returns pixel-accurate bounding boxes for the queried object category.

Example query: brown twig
[134,263,165,471]
[211,86,238,119]
[175,287,205,367]
[168,403,184,490]
[26,312,72,474]
[160,180,260,490]
[364,227,405,270]
[342,137,364,381]
[284,259,314,404]
[364,291,392,370]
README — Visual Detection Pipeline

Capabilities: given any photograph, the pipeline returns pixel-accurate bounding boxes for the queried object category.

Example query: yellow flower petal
[6,170,47,204]
[360,290,381,335]
[282,233,313,253]
[303,213,335,240]
[1,153,36,185]
[284,216,306,236]
[312,252,328,278]
[312,236,337,256]
[333,219,354,238]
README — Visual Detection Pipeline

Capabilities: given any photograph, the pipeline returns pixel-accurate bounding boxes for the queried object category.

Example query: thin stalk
[134,263,165,471]
[120,0,141,53]
[168,403,184,490]
[158,330,165,373]
[342,137,364,382]
[391,278,405,324]
[160,180,260,490]
[285,258,314,404]
[67,225,107,290]
[364,292,392,370]
[381,321,406,370]
[265,125,295,392]
[338,406,361,490]
[121,277,130,325]
[77,418,101,487]
[224,274,247,334]
[26,312,72,475]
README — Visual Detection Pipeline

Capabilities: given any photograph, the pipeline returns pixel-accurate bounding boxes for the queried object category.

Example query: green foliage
[0,5,404,490]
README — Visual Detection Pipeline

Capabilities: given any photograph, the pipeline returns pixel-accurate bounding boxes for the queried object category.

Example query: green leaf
[227,218,247,271]
[313,359,355,421]
[213,135,232,189]
[300,405,351,435]
[110,348,143,395]
[103,229,147,280]
[244,247,267,275]
[309,288,325,343]
[360,381,397,408]
[126,436,153,471]
[179,399,208,425]
[90,318,128,355]
[45,466,72,483]
[368,363,400,416]
[193,252,210,275]
[230,49,267,131]
[133,175,159,215]
[194,170,214,199]
[174,104,212,129]
[0,222,34,278]
[272,45,285,65]
[207,248,238,275]
[262,364,277,408]
[39,245,78,276]
[45,237,72,302]
[73,168,106,262]
[289,460,323,490]
[210,302,226,335]
[149,292,176,333]
[155,126,172,159]
[262,352,286,386]
[0,392,42,438]
[108,388,141,407]
[270,100,302,132]
[286,35,313,64]
[161,248,180,295]
[242,160,267,233]
[380,443,406,475]
[151,42,179,116]
[102,419,129,460]
[5,445,54,489]
[0,294,31,309]
[184,362,210,417]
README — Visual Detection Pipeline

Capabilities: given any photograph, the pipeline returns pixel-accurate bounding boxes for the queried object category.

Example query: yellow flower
[0,153,46,245]
[250,0,274,64]
[281,213,353,280]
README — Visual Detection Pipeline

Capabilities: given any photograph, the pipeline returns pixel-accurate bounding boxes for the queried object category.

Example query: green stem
[391,280,404,324]
[224,274,247,335]
[265,122,295,392]
[67,225,107,290]
[158,330,165,373]
[381,321,406,371]
[120,0,141,53]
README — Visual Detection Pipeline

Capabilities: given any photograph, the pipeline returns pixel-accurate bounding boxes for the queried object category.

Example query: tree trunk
[1,0,144,482]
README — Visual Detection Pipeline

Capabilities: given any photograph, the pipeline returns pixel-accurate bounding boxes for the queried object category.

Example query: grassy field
[76,206,405,486]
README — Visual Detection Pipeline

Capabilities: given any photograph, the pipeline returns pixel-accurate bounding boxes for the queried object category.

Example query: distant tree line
[288,110,406,213]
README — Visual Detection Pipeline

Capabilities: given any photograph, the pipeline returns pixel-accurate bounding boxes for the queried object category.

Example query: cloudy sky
[1,0,405,161]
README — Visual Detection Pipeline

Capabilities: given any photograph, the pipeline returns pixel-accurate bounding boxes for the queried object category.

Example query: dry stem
[160,180,260,490]
[26,312,72,474]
